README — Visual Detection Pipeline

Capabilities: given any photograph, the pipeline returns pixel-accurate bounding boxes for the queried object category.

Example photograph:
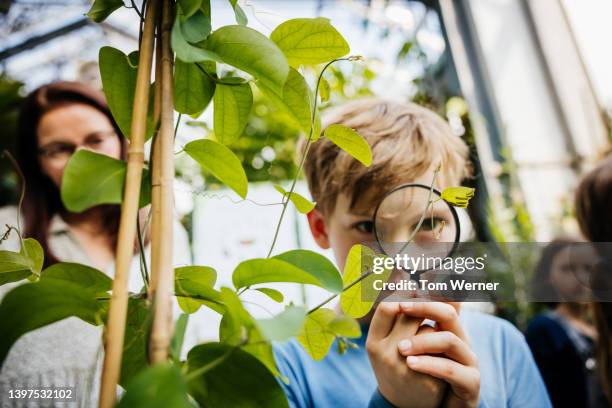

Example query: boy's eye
[354,221,374,234]
[416,217,445,232]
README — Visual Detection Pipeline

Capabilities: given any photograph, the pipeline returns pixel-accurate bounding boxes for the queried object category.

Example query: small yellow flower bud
[440,187,475,208]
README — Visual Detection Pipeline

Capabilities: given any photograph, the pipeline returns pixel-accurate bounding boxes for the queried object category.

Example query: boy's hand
[366,302,447,408]
[397,302,480,408]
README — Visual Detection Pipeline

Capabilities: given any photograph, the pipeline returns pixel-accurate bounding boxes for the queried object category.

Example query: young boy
[273,99,552,407]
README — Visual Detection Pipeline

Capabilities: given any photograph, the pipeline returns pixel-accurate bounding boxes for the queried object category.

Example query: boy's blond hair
[303,98,471,216]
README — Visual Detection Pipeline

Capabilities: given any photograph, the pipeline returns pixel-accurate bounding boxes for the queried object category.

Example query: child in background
[273,99,551,407]
[574,156,612,403]
[527,237,606,408]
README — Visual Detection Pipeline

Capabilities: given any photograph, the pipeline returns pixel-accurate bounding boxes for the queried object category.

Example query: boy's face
[307,168,440,271]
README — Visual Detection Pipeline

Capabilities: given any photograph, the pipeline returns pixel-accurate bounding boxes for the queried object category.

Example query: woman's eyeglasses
[37,130,118,163]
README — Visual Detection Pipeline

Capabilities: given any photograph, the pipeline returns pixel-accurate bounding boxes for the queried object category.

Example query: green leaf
[233,3,248,26]
[183,139,248,199]
[226,0,247,25]
[296,308,336,360]
[0,280,104,367]
[0,269,30,286]
[0,251,33,274]
[20,239,43,275]
[117,363,192,408]
[296,308,361,360]
[219,287,253,343]
[172,15,220,63]
[259,67,318,137]
[340,244,387,318]
[242,328,286,382]
[323,124,372,166]
[177,0,202,18]
[0,239,44,285]
[176,298,199,315]
[175,267,221,301]
[127,51,139,68]
[60,150,151,213]
[274,185,315,214]
[176,266,217,286]
[41,262,112,294]
[205,25,289,95]
[175,265,219,313]
[233,253,342,293]
[187,343,289,407]
[0,251,31,274]
[272,249,342,293]
[213,82,253,145]
[254,287,283,303]
[256,306,306,342]
[0,252,32,285]
[180,9,211,43]
[99,46,155,141]
[86,0,123,22]
[270,18,349,67]
[120,298,150,387]
[171,314,189,361]
[329,315,361,338]
[319,77,330,102]
[218,288,285,380]
[174,60,215,115]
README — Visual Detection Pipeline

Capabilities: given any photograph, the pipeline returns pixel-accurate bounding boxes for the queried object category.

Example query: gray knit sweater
[0,206,191,407]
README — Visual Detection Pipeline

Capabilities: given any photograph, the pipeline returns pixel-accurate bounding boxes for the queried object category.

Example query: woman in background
[574,156,612,403]
[526,237,607,407]
[11,81,128,270]
[0,82,190,406]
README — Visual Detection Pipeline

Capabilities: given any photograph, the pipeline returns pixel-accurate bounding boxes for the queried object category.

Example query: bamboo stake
[148,9,163,297]
[148,0,175,363]
[98,1,157,406]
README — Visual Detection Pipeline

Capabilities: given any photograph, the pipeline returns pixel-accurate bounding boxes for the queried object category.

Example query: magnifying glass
[372,183,461,277]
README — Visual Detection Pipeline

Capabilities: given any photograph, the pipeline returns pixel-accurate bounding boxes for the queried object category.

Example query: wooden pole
[148,6,163,297]
[148,0,175,363]
[98,1,157,406]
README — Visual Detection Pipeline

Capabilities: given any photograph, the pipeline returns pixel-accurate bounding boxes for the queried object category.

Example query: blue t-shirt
[273,310,552,408]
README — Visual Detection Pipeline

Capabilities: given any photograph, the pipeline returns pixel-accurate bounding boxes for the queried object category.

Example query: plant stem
[396,165,440,254]
[194,63,247,86]
[266,58,349,258]
[148,0,175,364]
[130,0,143,19]
[136,214,149,290]
[174,113,182,139]
[2,151,25,250]
[265,139,312,258]
[98,0,157,406]
[308,270,374,315]
[137,0,145,48]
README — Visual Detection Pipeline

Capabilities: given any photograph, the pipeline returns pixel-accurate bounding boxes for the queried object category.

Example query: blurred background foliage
[0,75,23,207]
[2,0,588,328]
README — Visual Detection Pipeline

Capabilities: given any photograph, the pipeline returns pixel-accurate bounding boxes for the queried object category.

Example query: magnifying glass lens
[374,185,459,270]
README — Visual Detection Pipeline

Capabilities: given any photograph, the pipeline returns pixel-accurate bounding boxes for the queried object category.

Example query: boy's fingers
[405,355,480,402]
[399,301,466,340]
[397,331,478,366]
[368,302,401,341]
[386,312,423,344]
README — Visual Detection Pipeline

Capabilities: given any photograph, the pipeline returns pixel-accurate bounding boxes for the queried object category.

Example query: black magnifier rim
[372,183,461,274]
